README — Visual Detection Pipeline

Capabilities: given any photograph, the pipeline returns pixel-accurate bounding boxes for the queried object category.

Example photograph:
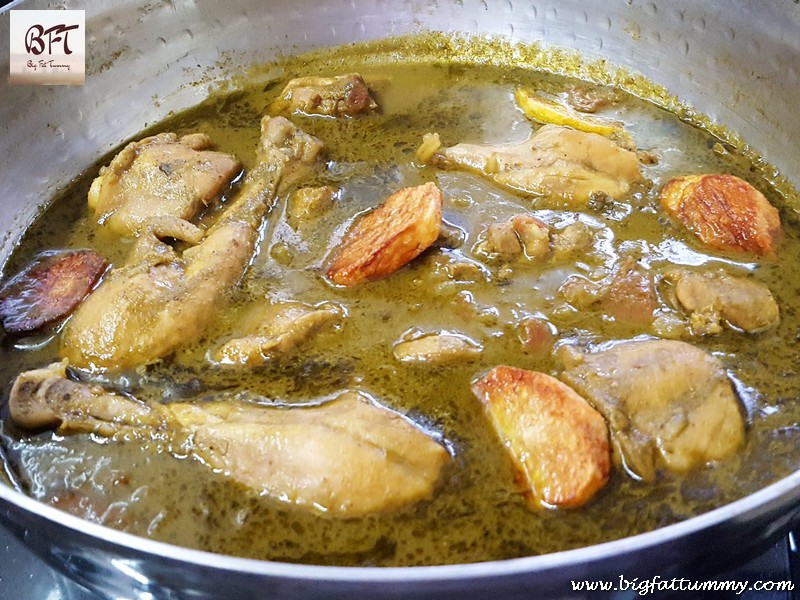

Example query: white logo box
[9,9,85,85]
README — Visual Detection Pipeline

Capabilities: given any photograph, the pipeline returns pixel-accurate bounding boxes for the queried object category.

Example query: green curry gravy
[2,36,800,566]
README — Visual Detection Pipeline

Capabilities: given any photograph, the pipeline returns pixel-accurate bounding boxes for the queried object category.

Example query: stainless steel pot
[1,1,800,598]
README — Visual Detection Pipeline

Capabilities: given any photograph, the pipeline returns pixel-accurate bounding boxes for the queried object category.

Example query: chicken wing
[61,117,324,372]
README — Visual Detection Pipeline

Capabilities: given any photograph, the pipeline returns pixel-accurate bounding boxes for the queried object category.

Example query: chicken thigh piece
[424,125,642,206]
[559,339,745,481]
[9,362,450,516]
[60,117,324,372]
[88,132,242,240]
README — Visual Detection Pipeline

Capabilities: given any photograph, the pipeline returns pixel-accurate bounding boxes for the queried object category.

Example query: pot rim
[2,466,799,582]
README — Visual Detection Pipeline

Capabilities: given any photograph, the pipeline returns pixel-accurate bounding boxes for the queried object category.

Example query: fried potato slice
[326,182,443,286]
[659,174,781,256]
[472,366,610,509]
[0,250,107,334]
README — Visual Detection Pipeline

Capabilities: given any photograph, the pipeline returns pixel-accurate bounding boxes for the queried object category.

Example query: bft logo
[25,23,80,56]
[10,10,85,85]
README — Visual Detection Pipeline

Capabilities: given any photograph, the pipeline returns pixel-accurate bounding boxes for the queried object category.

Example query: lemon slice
[515,88,621,137]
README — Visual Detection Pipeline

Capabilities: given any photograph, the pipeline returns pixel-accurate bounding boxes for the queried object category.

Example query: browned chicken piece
[213,301,344,366]
[287,185,337,228]
[666,268,780,335]
[560,257,656,325]
[0,250,107,335]
[516,316,557,353]
[472,366,610,509]
[659,174,781,257]
[269,73,379,117]
[392,330,483,364]
[566,85,618,113]
[559,339,745,481]
[426,125,642,206]
[88,132,242,240]
[550,221,593,260]
[474,214,550,260]
[9,363,450,516]
[61,117,324,372]
[601,258,656,325]
[326,182,443,286]
[511,215,550,259]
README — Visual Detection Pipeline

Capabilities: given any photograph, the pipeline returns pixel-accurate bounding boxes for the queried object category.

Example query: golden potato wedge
[0,250,107,334]
[326,182,443,286]
[659,174,781,256]
[472,366,610,509]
